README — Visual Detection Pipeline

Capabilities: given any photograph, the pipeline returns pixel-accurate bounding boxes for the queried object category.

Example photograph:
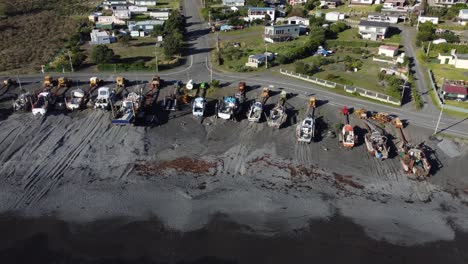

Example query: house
[132,0,157,6]
[128,5,148,13]
[358,20,390,41]
[149,10,170,20]
[418,16,439,24]
[325,11,345,21]
[98,15,126,25]
[290,0,307,4]
[438,49,468,69]
[103,0,127,5]
[90,30,113,45]
[247,7,276,21]
[222,0,245,6]
[350,0,374,5]
[433,0,467,5]
[264,24,300,43]
[378,45,398,57]
[109,4,129,11]
[245,53,274,68]
[458,9,468,25]
[113,9,131,19]
[368,12,399,23]
[383,0,405,7]
[287,16,310,26]
[320,0,342,8]
[265,0,285,5]
[128,20,165,32]
[442,81,468,101]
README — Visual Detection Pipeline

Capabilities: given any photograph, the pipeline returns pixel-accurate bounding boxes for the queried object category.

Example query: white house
[98,15,126,25]
[358,20,390,41]
[434,0,467,6]
[90,30,112,45]
[247,7,276,21]
[222,0,245,6]
[128,20,165,32]
[245,53,273,68]
[264,24,300,43]
[458,9,468,25]
[418,16,439,25]
[128,5,148,13]
[149,10,170,20]
[438,49,468,69]
[132,0,157,6]
[287,16,310,26]
[378,45,398,57]
[325,12,344,21]
[113,9,131,19]
[368,13,399,23]
[350,0,374,5]
[320,0,342,8]
[290,0,307,4]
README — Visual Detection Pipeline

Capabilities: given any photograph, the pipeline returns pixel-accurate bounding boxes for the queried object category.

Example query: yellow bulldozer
[43,75,56,88]
[116,76,127,88]
[57,77,71,88]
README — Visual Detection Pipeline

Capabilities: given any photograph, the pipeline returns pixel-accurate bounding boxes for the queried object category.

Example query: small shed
[378,45,398,57]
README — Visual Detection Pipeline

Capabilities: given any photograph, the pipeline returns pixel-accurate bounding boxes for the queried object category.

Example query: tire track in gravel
[12,111,107,209]
[222,122,260,176]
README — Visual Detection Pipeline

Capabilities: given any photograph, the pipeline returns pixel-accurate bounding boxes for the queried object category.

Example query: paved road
[400,26,438,114]
[1,0,467,137]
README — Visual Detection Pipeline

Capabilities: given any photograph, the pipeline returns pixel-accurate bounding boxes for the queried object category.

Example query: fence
[428,70,468,114]
[373,57,396,65]
[279,68,401,106]
[279,69,337,88]
[343,85,401,105]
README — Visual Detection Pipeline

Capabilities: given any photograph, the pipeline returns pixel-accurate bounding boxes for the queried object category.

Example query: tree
[304,0,320,11]
[228,17,245,27]
[119,34,132,46]
[374,4,383,12]
[246,0,267,7]
[151,24,164,37]
[91,45,115,64]
[163,32,184,58]
[309,15,325,27]
[439,31,460,43]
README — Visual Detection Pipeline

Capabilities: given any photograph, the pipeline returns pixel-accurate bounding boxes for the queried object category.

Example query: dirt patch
[134,157,218,176]
[333,174,365,190]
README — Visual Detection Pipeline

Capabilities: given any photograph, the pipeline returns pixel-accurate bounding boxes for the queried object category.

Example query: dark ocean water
[0,213,467,264]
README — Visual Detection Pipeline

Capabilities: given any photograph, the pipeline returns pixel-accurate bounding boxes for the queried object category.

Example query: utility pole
[154,43,159,72]
[265,44,268,69]
[208,10,211,25]
[16,75,22,91]
[68,50,74,72]
[434,102,445,135]
[426,41,431,56]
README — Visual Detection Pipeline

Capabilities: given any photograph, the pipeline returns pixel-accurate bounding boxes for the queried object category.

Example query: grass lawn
[108,37,168,67]
[313,56,387,93]
[429,63,468,87]
[336,28,401,45]
[218,30,311,72]
[445,100,468,109]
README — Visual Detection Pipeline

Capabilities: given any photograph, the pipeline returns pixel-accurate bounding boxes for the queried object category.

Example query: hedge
[430,43,468,54]
[326,40,381,48]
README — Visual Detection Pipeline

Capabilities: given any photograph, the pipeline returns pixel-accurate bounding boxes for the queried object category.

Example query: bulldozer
[57,77,71,88]
[43,76,56,88]
[150,76,162,89]
[354,108,368,119]
[116,76,127,88]
[90,77,103,89]
[371,112,390,124]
